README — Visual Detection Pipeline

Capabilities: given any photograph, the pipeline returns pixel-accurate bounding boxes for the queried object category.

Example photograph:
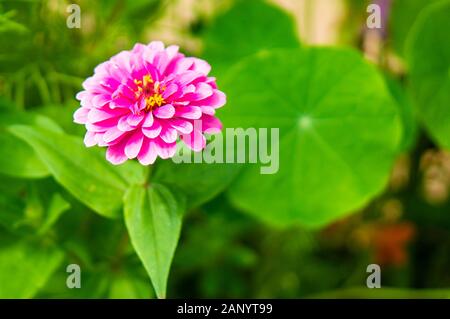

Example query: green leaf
[389,0,440,56]
[0,132,49,178]
[109,273,154,299]
[221,47,402,227]
[203,0,300,74]
[124,183,186,298]
[8,125,128,218]
[35,104,87,136]
[37,193,71,235]
[0,110,63,132]
[0,97,16,111]
[153,143,242,208]
[115,160,148,186]
[0,192,25,232]
[0,241,64,298]
[384,74,418,152]
[405,0,450,149]
[0,110,62,179]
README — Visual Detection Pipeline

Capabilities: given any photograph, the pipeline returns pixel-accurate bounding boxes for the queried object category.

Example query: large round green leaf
[203,0,300,73]
[220,47,402,227]
[405,0,450,149]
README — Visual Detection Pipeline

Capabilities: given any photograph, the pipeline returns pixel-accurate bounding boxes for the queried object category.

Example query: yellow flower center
[134,75,166,112]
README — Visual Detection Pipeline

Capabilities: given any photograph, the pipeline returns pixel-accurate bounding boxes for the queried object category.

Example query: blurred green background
[0,0,449,298]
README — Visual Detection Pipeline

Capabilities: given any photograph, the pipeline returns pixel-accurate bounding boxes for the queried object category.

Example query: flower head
[74,41,225,165]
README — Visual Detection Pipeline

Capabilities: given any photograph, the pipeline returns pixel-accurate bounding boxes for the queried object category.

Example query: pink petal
[117,116,134,132]
[74,107,90,124]
[111,51,132,75]
[201,106,215,115]
[86,120,115,133]
[148,41,165,51]
[137,139,158,165]
[160,125,178,143]
[84,131,97,147]
[181,129,206,152]
[87,108,125,123]
[127,113,144,126]
[162,83,180,100]
[201,115,222,134]
[125,131,144,159]
[96,133,108,147]
[111,95,133,109]
[104,127,128,144]
[180,83,214,102]
[206,77,218,89]
[106,140,128,165]
[92,94,111,108]
[142,121,162,138]
[154,51,170,74]
[131,43,146,54]
[197,90,226,109]
[154,139,177,159]
[175,106,202,119]
[171,58,194,74]
[142,112,154,127]
[170,119,193,134]
[82,77,96,90]
[75,91,87,101]
[113,84,135,100]
[176,71,205,86]
[153,104,175,119]
[165,45,180,60]
[195,83,214,100]
[190,58,211,75]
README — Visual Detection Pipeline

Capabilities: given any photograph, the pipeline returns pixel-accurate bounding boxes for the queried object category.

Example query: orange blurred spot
[372,223,415,267]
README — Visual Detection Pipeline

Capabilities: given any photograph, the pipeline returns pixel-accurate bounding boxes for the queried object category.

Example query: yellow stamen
[134,75,166,112]
[143,75,153,87]
[145,93,165,111]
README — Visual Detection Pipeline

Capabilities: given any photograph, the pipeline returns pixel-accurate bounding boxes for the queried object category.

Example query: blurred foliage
[0,0,449,299]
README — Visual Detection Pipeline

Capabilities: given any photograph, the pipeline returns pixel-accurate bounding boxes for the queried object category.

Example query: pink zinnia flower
[74,41,225,165]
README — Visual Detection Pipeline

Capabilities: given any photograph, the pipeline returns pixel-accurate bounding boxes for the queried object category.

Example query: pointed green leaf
[8,125,128,218]
[124,183,186,298]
